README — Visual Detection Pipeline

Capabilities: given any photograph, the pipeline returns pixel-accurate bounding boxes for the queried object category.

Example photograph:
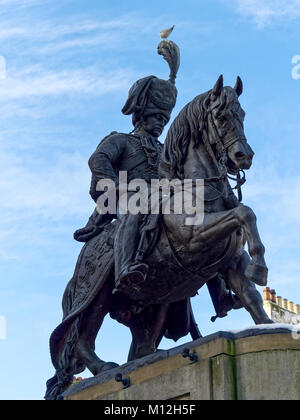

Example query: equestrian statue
[45,34,272,400]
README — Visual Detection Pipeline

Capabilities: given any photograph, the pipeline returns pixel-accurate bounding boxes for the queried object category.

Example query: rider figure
[74,39,240,316]
[75,39,180,294]
[91,75,178,293]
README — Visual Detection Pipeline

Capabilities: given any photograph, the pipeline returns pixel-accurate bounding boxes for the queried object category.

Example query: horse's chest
[142,232,230,305]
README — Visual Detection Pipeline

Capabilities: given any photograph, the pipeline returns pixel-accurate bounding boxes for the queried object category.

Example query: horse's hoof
[100,362,119,373]
[245,261,268,286]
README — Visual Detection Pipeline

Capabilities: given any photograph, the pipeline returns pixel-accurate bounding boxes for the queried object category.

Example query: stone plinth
[63,326,300,401]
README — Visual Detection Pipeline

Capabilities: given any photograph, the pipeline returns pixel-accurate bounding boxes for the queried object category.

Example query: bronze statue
[45,36,272,401]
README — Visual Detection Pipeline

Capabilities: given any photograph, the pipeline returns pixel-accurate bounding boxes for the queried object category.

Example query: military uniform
[75,72,178,291]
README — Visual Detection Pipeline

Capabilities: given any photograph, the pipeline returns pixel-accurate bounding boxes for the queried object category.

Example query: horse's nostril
[235,152,245,160]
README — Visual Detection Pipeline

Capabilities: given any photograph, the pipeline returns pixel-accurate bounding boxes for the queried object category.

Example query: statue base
[62,326,300,401]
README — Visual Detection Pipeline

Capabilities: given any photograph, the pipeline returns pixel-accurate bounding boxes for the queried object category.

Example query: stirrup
[112,264,149,295]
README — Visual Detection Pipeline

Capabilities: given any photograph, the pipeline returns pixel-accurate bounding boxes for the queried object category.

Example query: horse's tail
[45,223,118,400]
[45,316,86,400]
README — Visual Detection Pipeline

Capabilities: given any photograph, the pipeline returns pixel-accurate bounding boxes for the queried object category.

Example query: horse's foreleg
[191,205,267,285]
[225,251,273,325]
[238,210,265,264]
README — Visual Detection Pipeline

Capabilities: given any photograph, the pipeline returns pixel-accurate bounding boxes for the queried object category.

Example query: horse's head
[207,75,254,174]
[160,75,255,180]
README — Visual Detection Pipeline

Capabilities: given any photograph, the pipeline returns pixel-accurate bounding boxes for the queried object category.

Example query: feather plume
[157,39,180,85]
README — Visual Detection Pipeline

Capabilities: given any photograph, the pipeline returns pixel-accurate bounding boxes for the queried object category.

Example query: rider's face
[142,114,169,138]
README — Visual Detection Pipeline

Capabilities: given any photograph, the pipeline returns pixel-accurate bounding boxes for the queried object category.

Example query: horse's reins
[202,112,246,202]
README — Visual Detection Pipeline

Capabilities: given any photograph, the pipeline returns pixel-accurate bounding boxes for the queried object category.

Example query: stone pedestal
[63,326,300,401]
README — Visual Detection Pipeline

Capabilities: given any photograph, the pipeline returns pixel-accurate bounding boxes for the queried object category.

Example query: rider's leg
[113,213,149,294]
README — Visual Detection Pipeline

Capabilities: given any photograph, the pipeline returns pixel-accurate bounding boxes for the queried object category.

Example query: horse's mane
[160,87,232,180]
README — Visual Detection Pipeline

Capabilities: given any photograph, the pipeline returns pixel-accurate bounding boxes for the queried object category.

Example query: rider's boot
[216,292,243,318]
[207,275,243,322]
[114,213,149,296]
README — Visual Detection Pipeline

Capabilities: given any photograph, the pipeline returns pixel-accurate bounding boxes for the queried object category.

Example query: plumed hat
[122,40,180,126]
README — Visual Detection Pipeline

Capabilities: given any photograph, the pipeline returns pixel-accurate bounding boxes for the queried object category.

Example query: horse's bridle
[201,110,246,202]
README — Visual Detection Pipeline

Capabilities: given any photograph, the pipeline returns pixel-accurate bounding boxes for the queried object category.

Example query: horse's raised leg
[128,304,170,361]
[234,205,268,286]
[75,277,119,375]
[179,204,268,286]
[224,251,273,324]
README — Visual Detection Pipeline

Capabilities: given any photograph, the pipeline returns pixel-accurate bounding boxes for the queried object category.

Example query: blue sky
[0,0,299,400]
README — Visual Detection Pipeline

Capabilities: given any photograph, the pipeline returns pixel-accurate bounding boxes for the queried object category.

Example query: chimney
[270,290,276,303]
[288,301,294,313]
[276,296,282,307]
[263,287,271,301]
[294,304,300,315]
[282,299,288,310]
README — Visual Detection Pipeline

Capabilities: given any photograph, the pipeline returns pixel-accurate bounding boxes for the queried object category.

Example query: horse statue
[45,75,272,400]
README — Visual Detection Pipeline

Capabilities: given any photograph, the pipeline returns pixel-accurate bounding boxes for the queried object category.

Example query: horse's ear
[211,75,223,99]
[234,76,243,96]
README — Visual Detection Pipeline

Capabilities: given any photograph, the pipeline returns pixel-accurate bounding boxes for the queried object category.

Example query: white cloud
[37,33,121,55]
[0,146,92,221]
[0,65,136,99]
[0,142,90,263]
[0,11,146,259]
[0,14,161,52]
[235,163,300,294]
[0,251,18,261]
[0,0,46,6]
[0,27,27,40]
[227,0,300,27]
[0,16,137,42]
[0,13,153,104]
[245,171,300,226]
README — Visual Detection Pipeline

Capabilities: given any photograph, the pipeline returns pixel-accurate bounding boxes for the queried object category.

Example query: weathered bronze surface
[45,36,272,400]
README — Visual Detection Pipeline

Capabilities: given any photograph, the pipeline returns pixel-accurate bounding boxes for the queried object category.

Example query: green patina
[295,355,300,397]
[227,339,236,356]
[226,339,238,400]
[209,340,238,400]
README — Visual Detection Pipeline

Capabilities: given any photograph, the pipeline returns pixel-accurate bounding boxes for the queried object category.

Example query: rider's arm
[88,133,126,187]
